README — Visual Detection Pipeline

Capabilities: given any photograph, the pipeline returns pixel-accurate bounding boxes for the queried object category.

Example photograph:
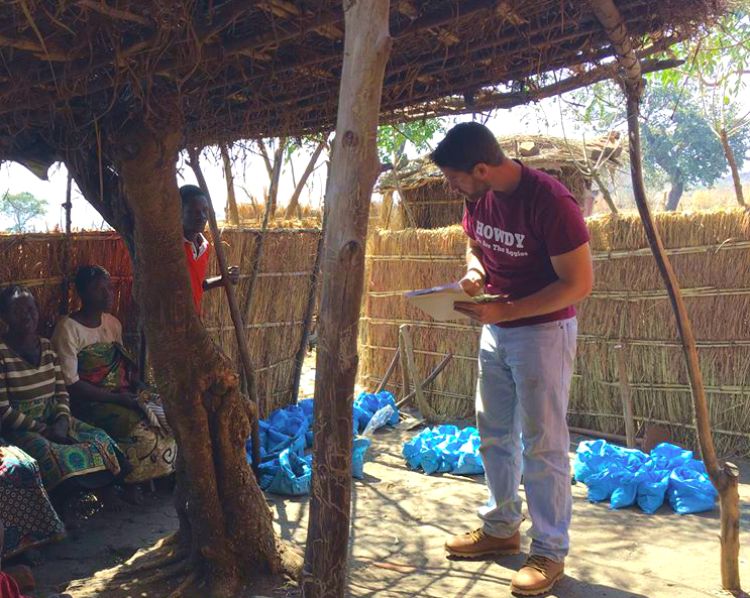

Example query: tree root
[117,537,189,578]
[277,538,304,581]
[166,570,200,598]
[122,556,195,586]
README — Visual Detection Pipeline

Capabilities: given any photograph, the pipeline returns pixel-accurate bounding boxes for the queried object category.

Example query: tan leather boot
[510,554,565,596]
[445,528,521,558]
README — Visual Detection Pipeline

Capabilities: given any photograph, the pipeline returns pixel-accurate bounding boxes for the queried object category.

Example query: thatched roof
[0,1,719,163]
[378,133,625,192]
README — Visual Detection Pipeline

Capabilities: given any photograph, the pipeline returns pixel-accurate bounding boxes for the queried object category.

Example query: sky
[1,87,747,232]
[0,97,585,232]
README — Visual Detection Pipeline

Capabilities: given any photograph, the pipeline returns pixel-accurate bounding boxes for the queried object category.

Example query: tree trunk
[301,1,392,596]
[111,109,283,597]
[220,144,241,225]
[285,139,327,219]
[718,128,746,208]
[665,171,684,211]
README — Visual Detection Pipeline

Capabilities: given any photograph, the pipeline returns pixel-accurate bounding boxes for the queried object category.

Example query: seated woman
[0,441,65,559]
[0,286,126,508]
[52,266,176,488]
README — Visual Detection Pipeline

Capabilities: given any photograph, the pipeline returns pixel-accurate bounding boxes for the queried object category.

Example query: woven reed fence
[359,209,750,457]
[0,228,321,416]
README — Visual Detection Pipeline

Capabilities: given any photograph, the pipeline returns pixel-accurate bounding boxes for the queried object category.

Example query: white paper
[404,282,476,321]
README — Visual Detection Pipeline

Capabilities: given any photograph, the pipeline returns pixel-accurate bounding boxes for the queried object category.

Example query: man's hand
[226,266,240,285]
[454,299,514,324]
[459,268,484,297]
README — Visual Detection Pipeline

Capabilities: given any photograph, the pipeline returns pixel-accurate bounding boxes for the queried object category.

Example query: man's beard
[464,183,490,202]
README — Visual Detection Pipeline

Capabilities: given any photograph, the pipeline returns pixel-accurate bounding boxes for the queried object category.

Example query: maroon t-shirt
[461,163,590,328]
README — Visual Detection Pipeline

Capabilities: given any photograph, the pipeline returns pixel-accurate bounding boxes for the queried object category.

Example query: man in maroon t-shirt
[433,123,593,596]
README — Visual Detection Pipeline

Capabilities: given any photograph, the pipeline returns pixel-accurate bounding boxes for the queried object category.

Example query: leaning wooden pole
[59,171,73,315]
[187,147,261,477]
[291,213,326,402]
[588,0,741,591]
[301,1,392,596]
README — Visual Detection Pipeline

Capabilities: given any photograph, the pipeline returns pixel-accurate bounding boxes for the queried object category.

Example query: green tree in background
[652,8,750,207]
[572,75,750,210]
[0,191,47,232]
[377,119,444,165]
[572,7,750,210]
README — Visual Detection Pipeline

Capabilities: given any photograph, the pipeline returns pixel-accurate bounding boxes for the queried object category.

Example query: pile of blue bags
[402,425,484,476]
[246,392,399,496]
[574,439,717,514]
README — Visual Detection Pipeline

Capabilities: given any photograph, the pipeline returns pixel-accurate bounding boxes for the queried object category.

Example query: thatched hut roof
[378,133,625,193]
[0,0,720,165]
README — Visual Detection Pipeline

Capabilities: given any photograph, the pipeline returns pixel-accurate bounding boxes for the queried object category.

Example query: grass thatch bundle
[0,228,321,416]
[360,209,750,456]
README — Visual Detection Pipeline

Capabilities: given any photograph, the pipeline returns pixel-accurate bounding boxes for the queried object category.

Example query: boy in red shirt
[180,185,240,313]
[434,123,593,596]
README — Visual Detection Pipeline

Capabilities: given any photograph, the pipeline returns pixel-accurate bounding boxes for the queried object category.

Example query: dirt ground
[20,423,748,598]
[17,355,750,597]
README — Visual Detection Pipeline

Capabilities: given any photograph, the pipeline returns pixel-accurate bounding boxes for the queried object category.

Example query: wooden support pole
[59,171,73,316]
[398,325,438,422]
[398,327,411,400]
[301,1,392,595]
[614,343,636,448]
[588,0,741,589]
[396,352,453,409]
[375,348,400,393]
[187,147,261,478]
[241,193,272,408]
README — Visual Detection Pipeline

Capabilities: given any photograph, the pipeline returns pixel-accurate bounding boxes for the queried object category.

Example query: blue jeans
[475,318,577,562]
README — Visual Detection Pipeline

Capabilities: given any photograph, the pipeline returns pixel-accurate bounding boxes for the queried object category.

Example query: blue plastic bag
[247,395,389,496]
[667,466,717,514]
[402,435,425,470]
[587,468,621,502]
[420,447,443,474]
[650,443,693,470]
[574,439,614,483]
[636,469,670,514]
[353,391,400,433]
[574,439,714,515]
[453,434,484,475]
[265,449,312,496]
[352,436,371,479]
[402,426,484,476]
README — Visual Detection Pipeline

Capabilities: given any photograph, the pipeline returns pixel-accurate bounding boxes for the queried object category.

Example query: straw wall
[399,183,465,229]
[0,228,321,415]
[360,209,750,457]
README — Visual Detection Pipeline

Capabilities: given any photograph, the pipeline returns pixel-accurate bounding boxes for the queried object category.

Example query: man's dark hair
[0,285,32,315]
[74,265,111,295]
[430,122,505,173]
[179,184,207,208]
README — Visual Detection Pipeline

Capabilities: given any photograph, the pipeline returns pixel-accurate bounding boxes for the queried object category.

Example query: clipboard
[404,282,478,321]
